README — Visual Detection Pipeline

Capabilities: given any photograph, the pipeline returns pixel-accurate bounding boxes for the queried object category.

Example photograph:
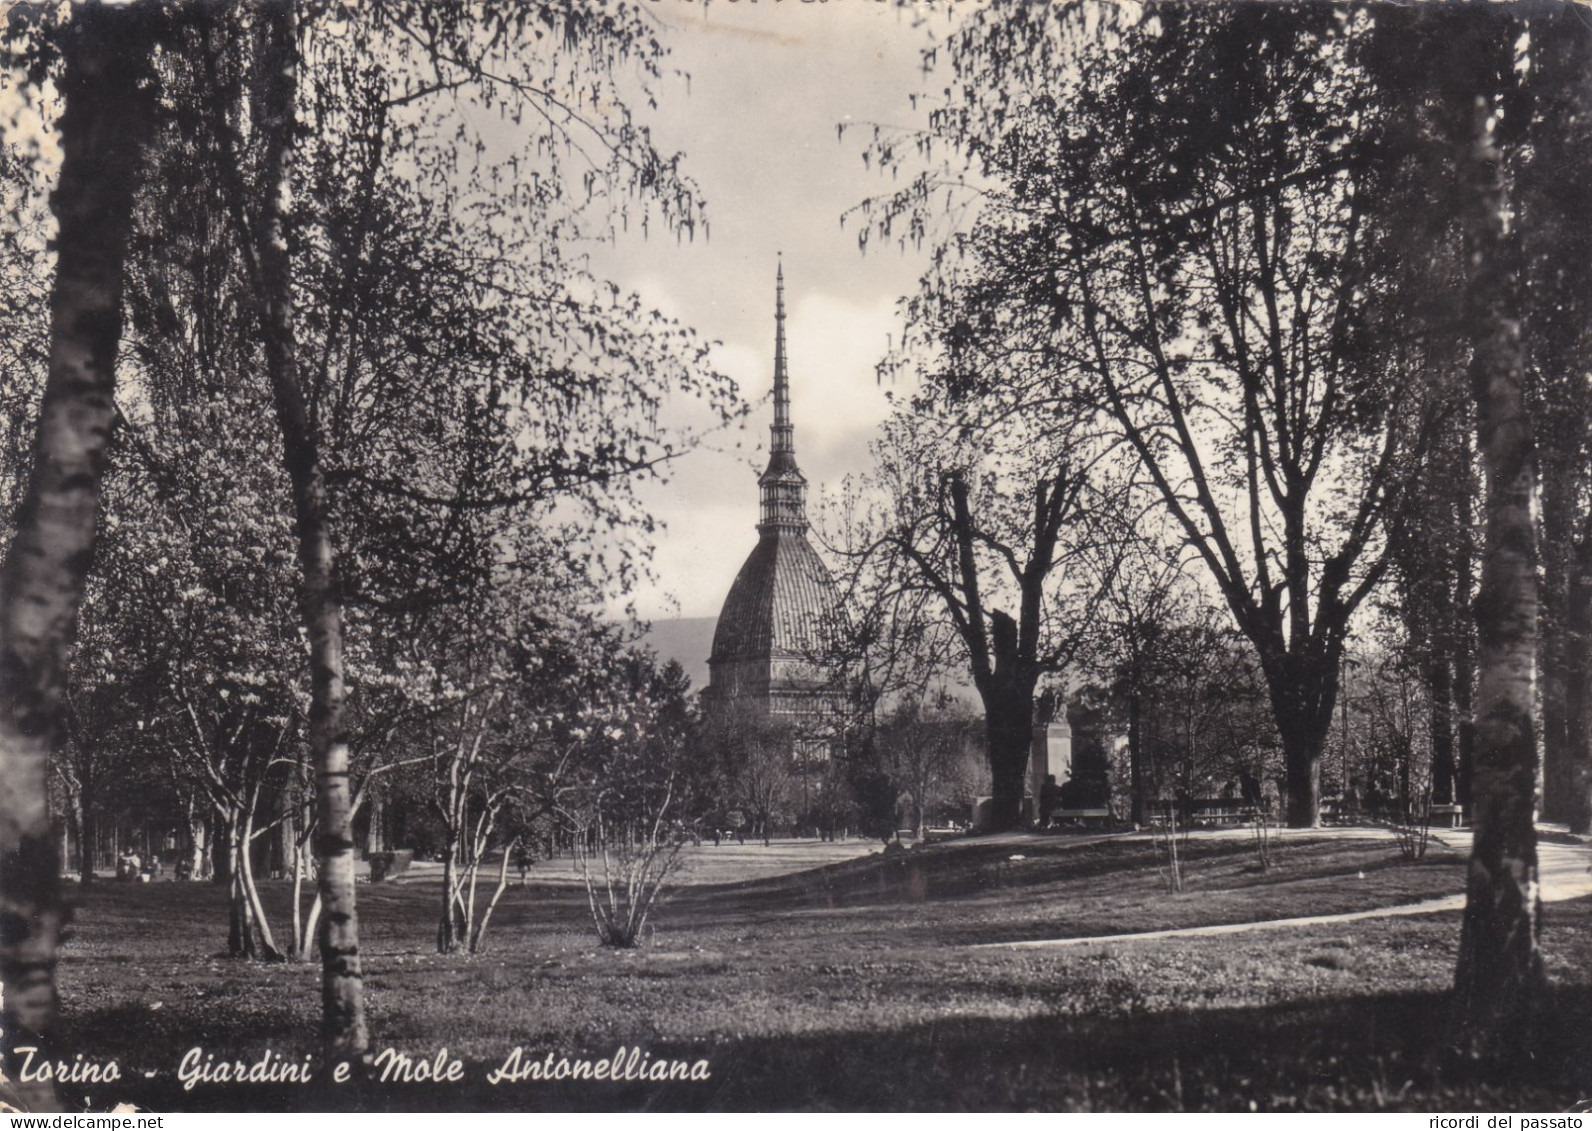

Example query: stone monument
[1029,717,1074,801]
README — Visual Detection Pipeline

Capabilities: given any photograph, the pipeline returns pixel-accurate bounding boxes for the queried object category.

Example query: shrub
[575,805,686,948]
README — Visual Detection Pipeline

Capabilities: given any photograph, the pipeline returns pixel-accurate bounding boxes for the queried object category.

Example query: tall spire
[771,257,793,457]
[759,256,807,533]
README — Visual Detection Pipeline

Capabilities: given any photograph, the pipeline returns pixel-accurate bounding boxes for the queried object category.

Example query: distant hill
[638,616,717,694]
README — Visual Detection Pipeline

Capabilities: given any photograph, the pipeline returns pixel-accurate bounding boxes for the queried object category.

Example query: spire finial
[772,257,790,447]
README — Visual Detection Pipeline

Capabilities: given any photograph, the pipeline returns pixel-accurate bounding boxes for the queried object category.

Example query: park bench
[1146,801,1260,827]
[1193,805,1258,825]
[1051,808,1111,827]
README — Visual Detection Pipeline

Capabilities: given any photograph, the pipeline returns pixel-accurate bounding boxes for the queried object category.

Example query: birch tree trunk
[210,811,231,885]
[1454,424,1479,815]
[1452,87,1545,1056]
[1429,652,1458,806]
[0,9,154,1109]
[290,829,305,957]
[183,798,208,880]
[76,764,95,884]
[249,0,367,1064]
[1539,475,1574,823]
[238,805,283,961]
[225,809,248,956]
[1127,689,1145,826]
[438,826,462,953]
[1562,525,1592,834]
[470,838,517,954]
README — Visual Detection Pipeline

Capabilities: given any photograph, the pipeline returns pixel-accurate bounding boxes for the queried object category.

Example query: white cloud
[785,289,898,481]
[584,2,951,623]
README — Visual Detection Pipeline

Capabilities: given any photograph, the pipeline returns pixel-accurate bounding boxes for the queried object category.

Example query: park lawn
[44,832,1592,1112]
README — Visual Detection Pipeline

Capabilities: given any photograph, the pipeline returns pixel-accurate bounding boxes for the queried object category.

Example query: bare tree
[842,408,1123,832]
[861,4,1448,827]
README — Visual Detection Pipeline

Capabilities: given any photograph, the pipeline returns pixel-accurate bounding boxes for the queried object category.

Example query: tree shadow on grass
[60,986,1592,1113]
[45,999,313,1112]
[668,835,1439,919]
[643,838,1465,949]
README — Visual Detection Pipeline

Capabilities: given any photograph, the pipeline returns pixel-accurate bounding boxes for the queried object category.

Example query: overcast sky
[0,2,953,624]
[589,1,953,621]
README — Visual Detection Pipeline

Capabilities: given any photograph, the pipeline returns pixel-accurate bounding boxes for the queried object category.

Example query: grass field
[41,830,1592,1112]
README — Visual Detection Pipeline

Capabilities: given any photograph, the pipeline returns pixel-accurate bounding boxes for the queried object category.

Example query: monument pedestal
[967,720,1077,831]
[1029,719,1073,799]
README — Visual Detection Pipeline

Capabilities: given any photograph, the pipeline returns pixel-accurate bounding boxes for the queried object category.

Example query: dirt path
[972,827,1592,951]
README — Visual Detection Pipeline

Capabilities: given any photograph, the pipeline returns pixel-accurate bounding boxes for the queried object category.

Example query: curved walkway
[972,826,1592,952]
